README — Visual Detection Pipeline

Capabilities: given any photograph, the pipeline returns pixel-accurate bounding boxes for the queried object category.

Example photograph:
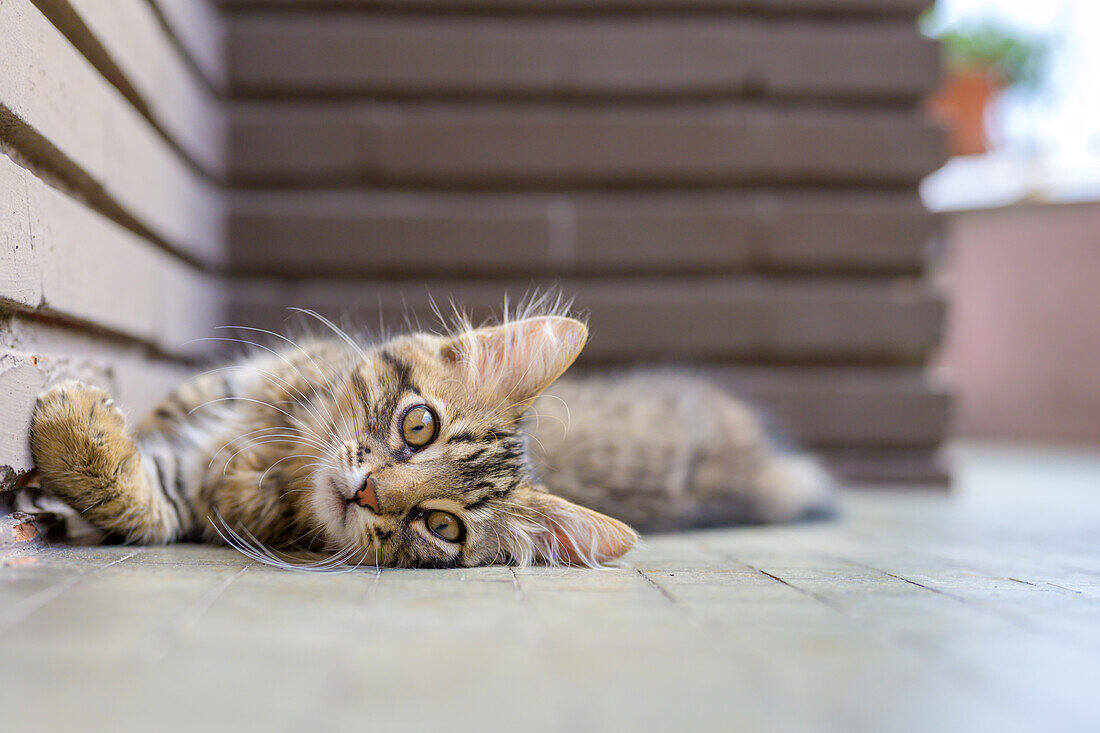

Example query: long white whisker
[188,396,329,445]
[197,363,337,440]
[258,453,317,487]
[286,307,368,363]
[216,326,358,444]
[191,335,351,444]
[208,428,336,468]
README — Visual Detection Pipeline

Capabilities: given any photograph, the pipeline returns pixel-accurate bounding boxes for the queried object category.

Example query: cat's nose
[354,475,378,512]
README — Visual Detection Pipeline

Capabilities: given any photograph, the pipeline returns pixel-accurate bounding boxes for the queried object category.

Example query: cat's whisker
[207,428,336,468]
[193,334,352,446]
[215,511,362,572]
[217,325,358,444]
[521,429,548,456]
[210,433,334,468]
[286,308,366,360]
[258,454,319,487]
[527,396,571,433]
[188,396,330,447]
[216,439,320,477]
[199,363,337,442]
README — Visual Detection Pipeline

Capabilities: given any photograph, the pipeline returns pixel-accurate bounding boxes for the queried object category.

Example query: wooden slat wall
[220,0,949,483]
[0,0,224,484]
[1,0,949,486]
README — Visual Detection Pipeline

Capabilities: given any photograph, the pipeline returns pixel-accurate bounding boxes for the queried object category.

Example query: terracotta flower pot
[925,68,1004,156]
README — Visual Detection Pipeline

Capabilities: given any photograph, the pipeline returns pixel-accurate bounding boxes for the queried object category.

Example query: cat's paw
[30,381,132,495]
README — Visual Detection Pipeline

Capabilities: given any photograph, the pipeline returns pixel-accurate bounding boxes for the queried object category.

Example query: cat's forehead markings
[378,349,419,396]
[350,368,371,403]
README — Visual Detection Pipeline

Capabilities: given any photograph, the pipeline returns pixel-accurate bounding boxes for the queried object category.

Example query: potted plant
[921,12,1046,156]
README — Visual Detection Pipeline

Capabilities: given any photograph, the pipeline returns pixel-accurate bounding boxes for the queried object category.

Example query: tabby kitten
[27,311,832,568]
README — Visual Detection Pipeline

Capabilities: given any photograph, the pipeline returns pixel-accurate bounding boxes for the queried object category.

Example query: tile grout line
[746,564,846,611]
[845,525,1100,591]
[143,561,255,663]
[634,568,677,605]
[846,522,1100,581]
[699,539,846,612]
[835,555,1060,637]
[0,548,145,634]
[779,524,1100,634]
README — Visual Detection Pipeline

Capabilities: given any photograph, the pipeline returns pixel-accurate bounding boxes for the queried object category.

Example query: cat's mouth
[327,479,352,524]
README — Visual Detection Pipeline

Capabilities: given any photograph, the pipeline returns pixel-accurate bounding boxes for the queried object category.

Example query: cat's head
[306,315,637,568]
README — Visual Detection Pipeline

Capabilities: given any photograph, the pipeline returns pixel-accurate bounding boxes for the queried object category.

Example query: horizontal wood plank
[149,0,228,91]
[229,104,944,187]
[227,17,937,100]
[821,448,949,484]
[0,355,45,478]
[215,0,932,16]
[229,277,944,364]
[228,190,935,276]
[706,366,949,448]
[0,0,223,266]
[34,0,224,176]
[0,152,222,355]
[555,366,949,450]
[0,316,190,479]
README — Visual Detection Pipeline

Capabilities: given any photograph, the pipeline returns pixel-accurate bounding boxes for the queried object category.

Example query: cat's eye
[401,404,438,449]
[424,510,464,543]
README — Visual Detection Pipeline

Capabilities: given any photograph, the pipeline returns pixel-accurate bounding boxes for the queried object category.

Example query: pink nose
[354,476,378,512]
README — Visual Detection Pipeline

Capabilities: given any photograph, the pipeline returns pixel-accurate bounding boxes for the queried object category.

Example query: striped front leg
[29,382,190,543]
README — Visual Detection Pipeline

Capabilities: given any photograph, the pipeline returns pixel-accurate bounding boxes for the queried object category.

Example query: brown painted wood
[215,0,932,16]
[556,365,952,450]
[705,366,950,448]
[229,277,944,364]
[226,17,937,100]
[227,190,935,276]
[228,104,944,187]
[821,448,950,484]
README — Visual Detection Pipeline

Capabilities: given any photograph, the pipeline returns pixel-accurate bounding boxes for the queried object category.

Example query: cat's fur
[26,307,832,568]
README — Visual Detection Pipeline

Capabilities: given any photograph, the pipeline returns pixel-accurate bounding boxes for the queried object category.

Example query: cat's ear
[441,316,588,405]
[522,492,638,567]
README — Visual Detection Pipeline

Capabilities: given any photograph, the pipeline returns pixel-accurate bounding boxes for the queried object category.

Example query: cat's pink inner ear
[531,494,638,566]
[445,316,588,405]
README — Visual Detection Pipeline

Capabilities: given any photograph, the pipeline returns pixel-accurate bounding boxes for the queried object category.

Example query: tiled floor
[2,444,1098,732]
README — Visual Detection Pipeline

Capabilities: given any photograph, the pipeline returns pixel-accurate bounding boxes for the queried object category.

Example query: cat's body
[532,372,832,533]
[26,312,833,568]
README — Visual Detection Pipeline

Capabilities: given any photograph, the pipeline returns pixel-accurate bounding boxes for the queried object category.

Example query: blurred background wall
[936,203,1100,447]
[220,0,949,484]
[922,0,1100,452]
[0,0,949,487]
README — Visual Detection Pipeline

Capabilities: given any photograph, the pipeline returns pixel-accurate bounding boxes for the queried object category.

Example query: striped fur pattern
[27,305,833,569]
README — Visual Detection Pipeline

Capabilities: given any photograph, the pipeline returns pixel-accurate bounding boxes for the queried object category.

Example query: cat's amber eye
[424,510,464,543]
[401,404,438,449]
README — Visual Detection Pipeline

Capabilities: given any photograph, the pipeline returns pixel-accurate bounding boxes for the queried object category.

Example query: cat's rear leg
[29,381,188,543]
